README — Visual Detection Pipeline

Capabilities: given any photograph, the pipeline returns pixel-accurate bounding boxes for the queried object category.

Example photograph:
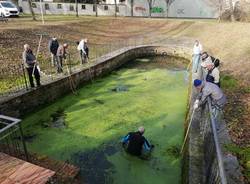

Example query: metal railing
[0,115,29,161]
[199,68,227,184]
[0,35,160,99]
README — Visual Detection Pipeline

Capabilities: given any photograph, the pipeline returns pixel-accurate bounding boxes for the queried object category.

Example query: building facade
[18,0,221,18]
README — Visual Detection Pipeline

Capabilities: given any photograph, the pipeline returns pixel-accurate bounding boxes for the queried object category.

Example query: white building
[18,0,220,18]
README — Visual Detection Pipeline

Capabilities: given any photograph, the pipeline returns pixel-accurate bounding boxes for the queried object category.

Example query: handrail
[207,98,227,184]
[201,68,227,184]
[0,115,21,134]
[0,114,29,161]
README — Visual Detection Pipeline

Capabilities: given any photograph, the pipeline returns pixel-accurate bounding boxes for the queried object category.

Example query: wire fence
[0,36,157,99]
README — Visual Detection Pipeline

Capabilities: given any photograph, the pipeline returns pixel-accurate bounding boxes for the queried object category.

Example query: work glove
[193,99,199,110]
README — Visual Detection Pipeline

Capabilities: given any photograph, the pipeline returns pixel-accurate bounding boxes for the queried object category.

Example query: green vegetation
[225,144,250,180]
[221,74,238,91]
[0,77,25,93]
[22,57,188,183]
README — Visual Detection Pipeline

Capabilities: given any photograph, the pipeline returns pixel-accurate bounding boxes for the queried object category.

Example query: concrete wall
[18,0,219,18]
[0,44,243,183]
[19,1,128,16]
[0,45,191,118]
[183,63,244,184]
[168,0,219,18]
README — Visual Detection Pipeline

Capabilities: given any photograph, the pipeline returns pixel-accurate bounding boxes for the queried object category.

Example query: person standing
[48,37,59,67]
[56,43,68,73]
[200,52,213,68]
[77,38,87,64]
[205,62,220,87]
[22,44,40,88]
[84,38,89,61]
[192,40,203,73]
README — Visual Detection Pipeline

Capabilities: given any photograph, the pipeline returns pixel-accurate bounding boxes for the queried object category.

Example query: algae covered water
[22,57,188,184]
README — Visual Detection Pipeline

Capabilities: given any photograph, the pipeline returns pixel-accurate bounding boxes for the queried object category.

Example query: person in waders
[121,126,154,159]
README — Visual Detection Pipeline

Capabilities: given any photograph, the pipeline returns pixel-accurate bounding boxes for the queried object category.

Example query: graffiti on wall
[135,6,147,11]
[151,7,164,13]
[177,9,184,14]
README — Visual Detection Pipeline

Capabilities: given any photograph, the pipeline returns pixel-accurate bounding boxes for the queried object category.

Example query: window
[104,5,108,10]
[45,3,49,10]
[57,4,62,9]
[1,2,15,8]
[93,5,96,12]
[69,5,74,11]
[31,3,37,8]
[81,5,86,10]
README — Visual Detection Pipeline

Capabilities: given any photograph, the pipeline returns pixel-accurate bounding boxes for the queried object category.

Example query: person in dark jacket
[22,44,40,88]
[121,126,154,157]
[205,62,220,87]
[56,43,68,73]
[84,38,89,60]
[48,37,59,67]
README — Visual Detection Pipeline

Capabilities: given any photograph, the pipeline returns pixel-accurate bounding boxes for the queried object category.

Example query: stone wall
[0,45,191,118]
[182,65,244,184]
[0,44,243,183]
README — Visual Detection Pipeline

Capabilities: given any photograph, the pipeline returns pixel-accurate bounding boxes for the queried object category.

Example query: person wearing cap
[193,79,226,110]
[205,61,220,87]
[56,43,68,73]
[192,40,203,73]
[121,126,154,157]
[48,37,59,67]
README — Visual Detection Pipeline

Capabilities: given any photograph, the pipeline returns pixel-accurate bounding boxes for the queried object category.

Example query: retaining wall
[0,44,243,183]
[0,45,191,118]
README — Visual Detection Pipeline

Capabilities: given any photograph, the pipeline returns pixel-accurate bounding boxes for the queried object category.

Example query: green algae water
[22,56,188,184]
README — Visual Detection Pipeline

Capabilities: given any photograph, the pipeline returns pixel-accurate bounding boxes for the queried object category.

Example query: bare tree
[165,0,174,17]
[229,0,235,21]
[114,0,117,17]
[28,0,36,20]
[75,0,79,17]
[131,0,134,17]
[94,0,98,17]
[146,0,152,17]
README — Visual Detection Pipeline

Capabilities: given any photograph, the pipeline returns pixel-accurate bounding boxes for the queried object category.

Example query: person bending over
[121,126,154,157]
[193,79,226,111]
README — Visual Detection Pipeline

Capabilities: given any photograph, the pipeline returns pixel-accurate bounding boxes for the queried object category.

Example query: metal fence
[199,68,227,184]
[0,36,157,99]
[0,115,29,161]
